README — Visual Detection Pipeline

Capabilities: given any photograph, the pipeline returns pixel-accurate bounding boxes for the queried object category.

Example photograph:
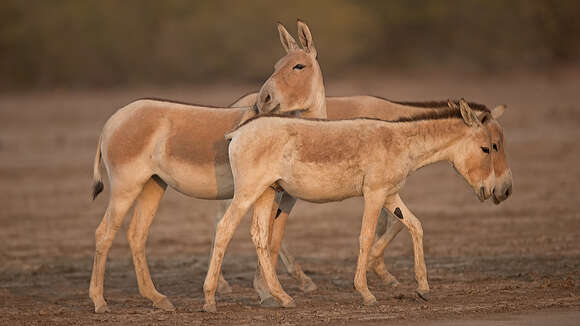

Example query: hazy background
[1,2,580,324]
[1,0,579,90]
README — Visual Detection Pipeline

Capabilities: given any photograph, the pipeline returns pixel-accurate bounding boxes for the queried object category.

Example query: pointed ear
[297,19,317,57]
[491,104,506,119]
[447,99,458,109]
[278,22,298,53]
[459,98,481,127]
[478,111,492,124]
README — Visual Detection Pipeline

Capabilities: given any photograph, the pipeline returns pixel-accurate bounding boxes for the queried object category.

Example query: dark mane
[230,107,471,133]
[135,97,234,109]
[371,96,490,113]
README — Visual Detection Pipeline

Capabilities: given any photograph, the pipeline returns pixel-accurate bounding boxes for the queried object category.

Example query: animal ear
[491,104,506,119]
[459,98,481,127]
[478,111,492,124]
[278,22,298,53]
[447,99,458,109]
[297,19,317,57]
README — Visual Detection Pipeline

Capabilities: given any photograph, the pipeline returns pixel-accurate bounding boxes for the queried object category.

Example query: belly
[157,160,234,200]
[279,163,364,203]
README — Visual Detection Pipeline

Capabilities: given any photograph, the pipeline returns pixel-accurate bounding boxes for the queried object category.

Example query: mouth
[477,186,485,202]
[269,103,281,114]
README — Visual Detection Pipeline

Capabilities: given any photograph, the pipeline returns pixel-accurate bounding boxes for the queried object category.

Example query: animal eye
[492,144,498,151]
[293,64,305,70]
[481,147,490,154]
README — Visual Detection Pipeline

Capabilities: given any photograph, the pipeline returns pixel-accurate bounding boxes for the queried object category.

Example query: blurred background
[1,1,579,324]
[1,0,579,90]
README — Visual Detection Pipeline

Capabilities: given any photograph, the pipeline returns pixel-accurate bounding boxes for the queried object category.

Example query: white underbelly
[156,161,234,200]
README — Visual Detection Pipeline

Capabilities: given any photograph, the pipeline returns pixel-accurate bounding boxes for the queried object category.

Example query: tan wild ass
[89,20,325,313]
[216,95,512,303]
[203,100,496,311]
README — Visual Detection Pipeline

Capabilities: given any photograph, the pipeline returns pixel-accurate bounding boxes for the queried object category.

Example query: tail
[91,135,104,200]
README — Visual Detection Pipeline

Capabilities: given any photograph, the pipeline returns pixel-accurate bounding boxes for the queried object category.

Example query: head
[449,99,496,202]
[256,20,326,118]
[483,105,513,204]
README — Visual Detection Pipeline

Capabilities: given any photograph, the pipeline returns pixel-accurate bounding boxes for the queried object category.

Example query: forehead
[485,119,504,141]
[274,50,311,69]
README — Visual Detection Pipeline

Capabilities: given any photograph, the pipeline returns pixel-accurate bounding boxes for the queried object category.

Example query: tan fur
[89,21,326,313]
[226,93,512,304]
[204,103,495,310]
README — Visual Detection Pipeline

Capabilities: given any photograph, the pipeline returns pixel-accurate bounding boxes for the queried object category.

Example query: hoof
[416,289,430,301]
[363,296,378,306]
[154,297,176,312]
[300,280,318,293]
[260,296,281,308]
[217,280,233,295]
[385,279,400,288]
[94,302,110,314]
[281,298,296,308]
[202,303,217,313]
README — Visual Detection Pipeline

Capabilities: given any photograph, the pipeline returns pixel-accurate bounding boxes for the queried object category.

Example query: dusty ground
[1,71,579,325]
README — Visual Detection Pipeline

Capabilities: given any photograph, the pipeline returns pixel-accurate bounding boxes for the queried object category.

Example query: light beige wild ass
[217,95,512,302]
[204,100,496,311]
[89,20,325,313]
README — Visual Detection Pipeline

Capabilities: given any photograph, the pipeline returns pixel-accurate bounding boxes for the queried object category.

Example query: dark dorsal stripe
[369,96,490,113]
[135,97,224,108]
[230,107,475,133]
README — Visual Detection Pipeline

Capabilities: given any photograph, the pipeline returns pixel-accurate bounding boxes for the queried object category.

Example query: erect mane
[228,107,474,135]
[373,96,491,113]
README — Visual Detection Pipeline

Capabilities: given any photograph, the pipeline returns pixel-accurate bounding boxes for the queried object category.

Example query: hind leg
[275,193,317,292]
[89,179,145,313]
[251,188,294,308]
[126,176,175,311]
[368,208,404,288]
[384,194,429,300]
[214,200,233,294]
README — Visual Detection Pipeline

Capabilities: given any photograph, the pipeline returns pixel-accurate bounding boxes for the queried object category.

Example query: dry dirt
[1,71,579,325]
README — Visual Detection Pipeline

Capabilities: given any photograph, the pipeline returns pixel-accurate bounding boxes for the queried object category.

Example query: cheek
[465,152,493,182]
[278,72,313,105]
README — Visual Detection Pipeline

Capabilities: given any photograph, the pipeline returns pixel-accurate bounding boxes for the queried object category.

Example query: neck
[301,72,327,119]
[394,118,467,173]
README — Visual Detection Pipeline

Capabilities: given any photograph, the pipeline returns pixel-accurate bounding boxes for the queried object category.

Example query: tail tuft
[92,181,104,200]
[91,134,104,200]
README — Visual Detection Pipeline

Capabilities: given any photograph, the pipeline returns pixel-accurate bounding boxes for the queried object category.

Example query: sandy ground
[1,71,579,325]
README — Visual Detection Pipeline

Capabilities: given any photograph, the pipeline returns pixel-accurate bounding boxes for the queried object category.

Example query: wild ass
[217,95,512,303]
[89,20,325,313]
[203,100,496,311]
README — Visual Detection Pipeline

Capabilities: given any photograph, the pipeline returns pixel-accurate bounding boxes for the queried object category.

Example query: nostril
[505,186,512,198]
[264,94,271,103]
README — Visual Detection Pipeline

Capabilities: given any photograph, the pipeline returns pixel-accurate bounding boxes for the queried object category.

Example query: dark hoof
[154,297,176,312]
[260,296,281,308]
[202,303,217,313]
[416,289,430,301]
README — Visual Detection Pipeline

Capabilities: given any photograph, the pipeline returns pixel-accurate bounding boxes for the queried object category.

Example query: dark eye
[481,147,490,154]
[293,64,305,70]
[492,143,498,151]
